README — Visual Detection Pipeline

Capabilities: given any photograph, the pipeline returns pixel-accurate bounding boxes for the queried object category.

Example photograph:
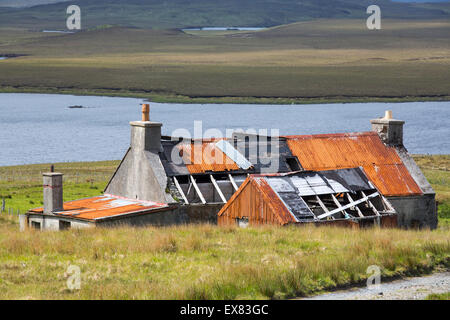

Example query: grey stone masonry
[43,172,63,214]
[130,121,162,152]
[370,112,405,146]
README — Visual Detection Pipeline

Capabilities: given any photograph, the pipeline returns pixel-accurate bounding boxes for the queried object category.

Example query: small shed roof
[29,195,169,222]
[218,167,396,224]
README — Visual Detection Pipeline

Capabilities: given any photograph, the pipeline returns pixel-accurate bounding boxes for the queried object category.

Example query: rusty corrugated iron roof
[218,175,297,225]
[29,195,169,222]
[178,140,240,174]
[219,168,397,226]
[252,177,299,225]
[285,132,422,197]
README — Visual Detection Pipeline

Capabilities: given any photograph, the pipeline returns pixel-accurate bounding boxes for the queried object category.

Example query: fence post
[1,198,4,213]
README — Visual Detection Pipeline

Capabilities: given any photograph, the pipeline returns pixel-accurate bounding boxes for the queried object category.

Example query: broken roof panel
[285,132,422,197]
[215,140,253,170]
[219,167,396,225]
[178,140,240,174]
[253,176,313,223]
[29,195,169,222]
[161,138,295,176]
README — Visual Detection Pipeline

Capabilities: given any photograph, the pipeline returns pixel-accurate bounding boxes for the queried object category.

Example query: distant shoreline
[1,86,449,105]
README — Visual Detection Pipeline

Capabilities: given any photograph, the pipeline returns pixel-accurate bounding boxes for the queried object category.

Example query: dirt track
[303,272,450,300]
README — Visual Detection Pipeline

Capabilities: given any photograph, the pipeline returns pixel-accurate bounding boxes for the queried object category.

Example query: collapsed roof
[218,167,397,226]
[159,131,423,198]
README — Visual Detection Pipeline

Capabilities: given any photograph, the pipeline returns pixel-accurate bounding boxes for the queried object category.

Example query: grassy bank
[0,155,448,299]
[1,86,449,105]
[0,222,448,300]
[426,292,450,300]
[0,19,449,103]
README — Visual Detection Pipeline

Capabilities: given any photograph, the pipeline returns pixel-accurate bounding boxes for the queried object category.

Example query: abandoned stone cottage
[21,106,437,231]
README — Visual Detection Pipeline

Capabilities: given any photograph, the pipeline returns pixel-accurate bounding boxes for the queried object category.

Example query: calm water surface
[0,93,448,166]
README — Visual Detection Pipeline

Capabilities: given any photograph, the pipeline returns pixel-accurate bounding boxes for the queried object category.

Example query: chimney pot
[142,104,150,122]
[384,110,393,120]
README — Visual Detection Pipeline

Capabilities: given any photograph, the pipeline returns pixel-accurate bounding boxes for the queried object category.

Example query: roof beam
[228,174,238,191]
[315,195,329,220]
[173,177,189,205]
[210,175,227,204]
[361,191,381,216]
[331,194,350,219]
[317,191,379,220]
[382,196,396,213]
[346,193,364,218]
[190,175,206,204]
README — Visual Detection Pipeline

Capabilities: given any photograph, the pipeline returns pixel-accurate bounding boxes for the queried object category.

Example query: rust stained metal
[29,195,168,222]
[253,177,298,225]
[219,168,398,227]
[178,140,240,174]
[218,175,297,226]
[285,132,422,197]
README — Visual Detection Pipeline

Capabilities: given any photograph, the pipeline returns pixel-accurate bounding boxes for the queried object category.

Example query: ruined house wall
[22,215,93,231]
[104,148,174,203]
[388,194,437,229]
[393,147,437,229]
[97,204,222,227]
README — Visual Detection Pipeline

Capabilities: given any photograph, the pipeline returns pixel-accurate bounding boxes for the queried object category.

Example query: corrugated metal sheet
[29,195,168,221]
[285,132,422,197]
[215,140,253,170]
[290,173,348,196]
[163,138,297,176]
[254,177,307,224]
[218,177,297,226]
[219,168,397,226]
[178,140,240,174]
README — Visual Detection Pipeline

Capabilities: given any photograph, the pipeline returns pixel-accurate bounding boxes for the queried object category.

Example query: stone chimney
[130,103,162,152]
[43,172,63,214]
[371,110,405,146]
[104,104,172,203]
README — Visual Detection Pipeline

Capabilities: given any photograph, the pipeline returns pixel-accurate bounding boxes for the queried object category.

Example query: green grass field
[0,221,448,299]
[0,19,449,103]
[0,155,448,299]
[426,292,450,300]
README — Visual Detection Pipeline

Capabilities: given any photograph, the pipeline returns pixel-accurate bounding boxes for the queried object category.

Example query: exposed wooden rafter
[210,175,227,203]
[317,191,380,220]
[190,175,206,204]
[228,174,238,191]
[173,176,189,204]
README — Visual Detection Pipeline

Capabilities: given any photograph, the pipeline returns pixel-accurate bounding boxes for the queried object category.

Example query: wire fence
[0,169,114,218]
[0,199,22,216]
